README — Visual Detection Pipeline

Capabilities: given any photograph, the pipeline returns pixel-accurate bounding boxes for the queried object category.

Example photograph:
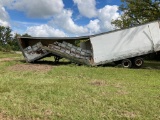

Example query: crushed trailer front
[18,20,160,68]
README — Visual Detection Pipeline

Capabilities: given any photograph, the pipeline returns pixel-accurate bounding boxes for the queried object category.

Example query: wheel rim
[135,59,143,66]
[123,61,130,67]
[122,59,131,68]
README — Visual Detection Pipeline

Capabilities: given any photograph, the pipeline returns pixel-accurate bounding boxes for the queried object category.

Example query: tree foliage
[21,33,32,37]
[112,0,160,28]
[0,26,13,51]
[0,26,32,51]
[0,26,12,45]
[8,33,21,51]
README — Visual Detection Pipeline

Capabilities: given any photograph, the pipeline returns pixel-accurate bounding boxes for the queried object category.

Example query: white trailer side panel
[90,21,160,65]
[148,21,160,51]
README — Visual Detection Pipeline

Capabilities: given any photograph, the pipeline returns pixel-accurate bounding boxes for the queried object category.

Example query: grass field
[0,51,160,120]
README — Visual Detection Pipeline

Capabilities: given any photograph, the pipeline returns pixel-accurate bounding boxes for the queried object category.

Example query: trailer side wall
[148,22,160,51]
[90,21,160,65]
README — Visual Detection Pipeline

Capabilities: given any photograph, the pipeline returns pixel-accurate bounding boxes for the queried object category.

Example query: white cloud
[0,0,13,6]
[84,5,120,34]
[73,0,97,18]
[98,5,119,22]
[0,20,9,27]
[98,5,120,31]
[51,10,88,35]
[0,6,10,26]
[87,19,100,34]
[11,21,42,34]
[26,24,67,37]
[71,1,120,34]
[0,0,120,36]
[8,0,64,18]
[49,5,120,36]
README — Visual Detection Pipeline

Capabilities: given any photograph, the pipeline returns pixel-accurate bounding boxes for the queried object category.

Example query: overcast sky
[0,0,122,37]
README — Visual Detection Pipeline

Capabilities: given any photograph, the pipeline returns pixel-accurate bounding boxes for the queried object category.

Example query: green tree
[21,33,32,37]
[8,33,21,51]
[112,0,160,28]
[0,26,13,51]
[0,26,12,45]
[9,33,32,51]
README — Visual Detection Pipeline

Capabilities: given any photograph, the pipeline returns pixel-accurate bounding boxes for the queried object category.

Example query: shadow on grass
[143,61,160,70]
[16,59,160,70]
[35,60,72,66]
[19,60,72,66]
[100,61,160,70]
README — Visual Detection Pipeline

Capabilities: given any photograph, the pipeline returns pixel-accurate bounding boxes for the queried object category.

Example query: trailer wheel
[121,59,132,68]
[133,57,144,68]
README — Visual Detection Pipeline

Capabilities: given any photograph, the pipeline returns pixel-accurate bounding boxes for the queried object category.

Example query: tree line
[0,26,31,52]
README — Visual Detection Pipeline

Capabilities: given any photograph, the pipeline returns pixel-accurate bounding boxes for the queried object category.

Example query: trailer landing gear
[54,56,62,63]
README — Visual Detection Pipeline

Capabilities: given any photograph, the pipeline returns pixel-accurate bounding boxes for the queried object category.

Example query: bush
[5,44,12,52]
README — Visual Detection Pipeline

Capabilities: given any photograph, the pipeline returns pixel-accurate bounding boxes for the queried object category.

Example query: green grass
[0,51,22,58]
[0,52,160,120]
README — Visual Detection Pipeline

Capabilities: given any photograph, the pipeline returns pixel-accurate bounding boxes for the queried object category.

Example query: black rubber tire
[121,59,132,68]
[133,57,144,68]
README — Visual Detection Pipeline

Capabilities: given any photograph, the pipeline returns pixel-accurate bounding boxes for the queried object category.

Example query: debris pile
[48,41,92,60]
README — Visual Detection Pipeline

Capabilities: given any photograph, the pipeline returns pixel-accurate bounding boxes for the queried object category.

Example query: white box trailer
[90,20,160,67]
[18,20,160,68]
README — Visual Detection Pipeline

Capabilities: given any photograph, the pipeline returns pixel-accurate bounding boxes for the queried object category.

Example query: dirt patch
[116,90,129,95]
[113,83,124,89]
[0,112,13,120]
[89,80,106,86]
[120,111,139,119]
[0,58,15,62]
[8,64,53,72]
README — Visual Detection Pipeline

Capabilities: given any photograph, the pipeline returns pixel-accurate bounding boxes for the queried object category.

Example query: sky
[0,0,122,37]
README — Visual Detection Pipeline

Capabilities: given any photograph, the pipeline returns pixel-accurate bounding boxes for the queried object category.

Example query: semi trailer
[18,20,160,68]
